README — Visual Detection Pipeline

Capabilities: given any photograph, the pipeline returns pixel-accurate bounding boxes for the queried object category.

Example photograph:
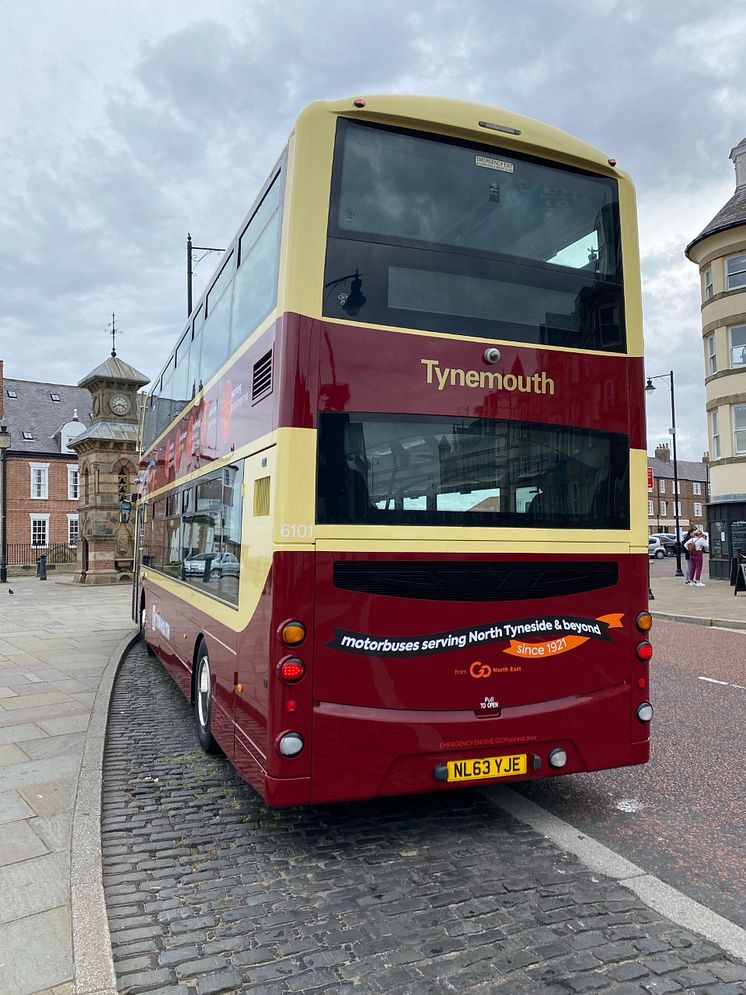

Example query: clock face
[109,393,131,416]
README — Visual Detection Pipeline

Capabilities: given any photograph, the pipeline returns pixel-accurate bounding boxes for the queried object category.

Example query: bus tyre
[140,602,155,657]
[194,641,221,755]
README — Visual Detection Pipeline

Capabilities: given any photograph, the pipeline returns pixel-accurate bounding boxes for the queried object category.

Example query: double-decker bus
[136,95,652,807]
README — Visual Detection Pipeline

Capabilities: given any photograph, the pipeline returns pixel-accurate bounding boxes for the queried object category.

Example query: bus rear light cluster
[279,620,306,647]
[637,702,653,723]
[635,611,653,632]
[548,748,567,768]
[636,641,653,662]
[278,732,304,757]
[278,657,305,683]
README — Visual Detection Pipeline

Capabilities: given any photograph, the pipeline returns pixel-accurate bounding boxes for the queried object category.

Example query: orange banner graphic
[503,613,624,659]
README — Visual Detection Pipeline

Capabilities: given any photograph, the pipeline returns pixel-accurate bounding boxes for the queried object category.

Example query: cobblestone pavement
[102,643,746,995]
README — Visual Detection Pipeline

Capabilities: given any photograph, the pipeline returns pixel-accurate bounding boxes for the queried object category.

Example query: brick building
[0,360,91,559]
[647,442,710,535]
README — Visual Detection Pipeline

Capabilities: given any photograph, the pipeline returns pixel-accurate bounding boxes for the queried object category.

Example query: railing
[4,543,78,567]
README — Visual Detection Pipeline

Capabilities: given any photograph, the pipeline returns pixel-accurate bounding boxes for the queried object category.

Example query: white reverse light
[637,702,653,722]
[278,732,304,757]
[548,748,567,768]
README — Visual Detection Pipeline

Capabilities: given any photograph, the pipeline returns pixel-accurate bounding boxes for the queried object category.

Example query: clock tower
[69,354,149,584]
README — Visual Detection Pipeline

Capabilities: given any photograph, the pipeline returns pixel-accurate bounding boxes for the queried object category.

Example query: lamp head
[342,271,366,316]
[645,378,655,394]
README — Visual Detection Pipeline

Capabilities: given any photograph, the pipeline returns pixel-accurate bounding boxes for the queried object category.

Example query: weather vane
[106,313,121,357]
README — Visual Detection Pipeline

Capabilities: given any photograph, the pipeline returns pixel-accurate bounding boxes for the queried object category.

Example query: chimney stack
[654,443,671,463]
[731,137,746,190]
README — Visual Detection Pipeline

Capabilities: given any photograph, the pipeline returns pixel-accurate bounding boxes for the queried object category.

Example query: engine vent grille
[252,350,272,400]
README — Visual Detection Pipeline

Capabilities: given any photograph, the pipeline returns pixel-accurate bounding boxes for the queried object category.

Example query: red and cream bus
[136,95,652,807]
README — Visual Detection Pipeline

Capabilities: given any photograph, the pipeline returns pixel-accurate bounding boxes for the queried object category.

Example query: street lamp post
[0,424,10,584]
[186,234,226,317]
[645,372,684,577]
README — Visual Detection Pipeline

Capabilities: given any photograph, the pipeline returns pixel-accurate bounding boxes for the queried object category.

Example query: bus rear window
[317,411,629,530]
[324,119,625,352]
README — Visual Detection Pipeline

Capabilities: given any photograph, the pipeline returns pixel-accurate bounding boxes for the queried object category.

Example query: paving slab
[30,811,74,852]
[0,789,36,824]
[37,714,91,736]
[0,905,73,995]
[19,776,78,817]
[0,850,70,924]
[0,742,30,764]
[0,722,50,746]
[0,817,49,865]
[21,732,85,761]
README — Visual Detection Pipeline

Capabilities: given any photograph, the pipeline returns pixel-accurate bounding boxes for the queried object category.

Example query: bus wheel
[194,641,221,754]
[140,599,155,657]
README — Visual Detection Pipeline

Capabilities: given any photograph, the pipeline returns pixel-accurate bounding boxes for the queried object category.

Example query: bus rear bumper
[308,691,649,805]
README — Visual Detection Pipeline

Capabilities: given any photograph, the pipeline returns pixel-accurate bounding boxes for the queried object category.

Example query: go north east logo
[326,613,624,660]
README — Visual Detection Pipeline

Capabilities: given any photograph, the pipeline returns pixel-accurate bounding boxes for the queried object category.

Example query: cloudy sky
[2,0,744,460]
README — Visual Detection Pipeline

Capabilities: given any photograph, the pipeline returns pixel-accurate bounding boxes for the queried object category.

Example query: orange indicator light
[635,611,653,632]
[280,620,306,646]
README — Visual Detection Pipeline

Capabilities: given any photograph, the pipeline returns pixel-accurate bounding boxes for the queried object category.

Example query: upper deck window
[324,119,625,352]
[317,411,629,530]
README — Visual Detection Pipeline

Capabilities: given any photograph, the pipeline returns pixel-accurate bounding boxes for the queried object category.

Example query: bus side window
[232,176,282,352]
[200,254,235,388]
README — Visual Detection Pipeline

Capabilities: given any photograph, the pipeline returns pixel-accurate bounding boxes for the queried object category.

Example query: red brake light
[278,658,305,683]
[636,640,653,662]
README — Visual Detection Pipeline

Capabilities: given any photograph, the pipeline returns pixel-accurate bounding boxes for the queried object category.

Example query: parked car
[183,552,240,578]
[649,534,678,556]
[648,537,666,559]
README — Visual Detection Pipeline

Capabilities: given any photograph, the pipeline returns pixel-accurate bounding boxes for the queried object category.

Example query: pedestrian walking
[686,529,707,586]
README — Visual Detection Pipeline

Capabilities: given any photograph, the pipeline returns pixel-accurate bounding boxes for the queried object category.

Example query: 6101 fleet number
[279,523,314,538]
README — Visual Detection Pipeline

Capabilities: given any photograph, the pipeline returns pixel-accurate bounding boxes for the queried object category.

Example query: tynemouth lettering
[326,613,622,659]
[421,358,555,395]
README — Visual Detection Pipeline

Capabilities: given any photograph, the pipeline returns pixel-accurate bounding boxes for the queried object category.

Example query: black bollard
[38,553,47,581]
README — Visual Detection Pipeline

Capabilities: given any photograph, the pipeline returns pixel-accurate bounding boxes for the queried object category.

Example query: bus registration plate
[446,754,527,782]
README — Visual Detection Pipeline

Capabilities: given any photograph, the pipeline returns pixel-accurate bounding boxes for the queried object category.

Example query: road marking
[485,787,746,964]
[698,676,745,690]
